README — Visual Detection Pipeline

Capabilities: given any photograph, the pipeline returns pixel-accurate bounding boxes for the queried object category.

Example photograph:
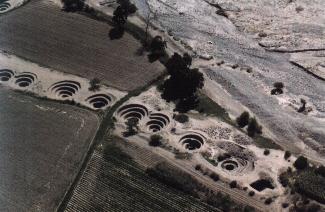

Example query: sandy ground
[0,87,100,211]
[0,0,164,91]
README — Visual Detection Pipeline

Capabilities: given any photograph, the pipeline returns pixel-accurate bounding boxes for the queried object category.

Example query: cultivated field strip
[0,0,164,91]
[65,151,217,212]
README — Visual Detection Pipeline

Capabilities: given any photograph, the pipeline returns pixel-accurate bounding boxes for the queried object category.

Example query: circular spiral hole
[86,94,113,109]
[179,133,205,151]
[0,69,14,82]
[146,113,170,132]
[0,0,10,11]
[15,72,36,87]
[50,80,81,98]
[117,104,148,121]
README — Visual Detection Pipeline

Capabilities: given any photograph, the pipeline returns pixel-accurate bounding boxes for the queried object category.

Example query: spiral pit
[0,69,14,82]
[15,72,37,87]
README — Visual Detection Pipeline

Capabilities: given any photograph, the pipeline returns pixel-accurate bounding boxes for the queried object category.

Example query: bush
[149,134,163,147]
[284,151,291,160]
[174,114,189,123]
[209,172,220,181]
[123,118,139,137]
[236,111,250,128]
[247,118,262,137]
[248,191,255,196]
[271,82,284,95]
[62,0,85,12]
[273,82,284,89]
[294,156,308,170]
[89,78,101,91]
[195,164,201,171]
[264,198,273,205]
[264,149,270,156]
[229,180,237,188]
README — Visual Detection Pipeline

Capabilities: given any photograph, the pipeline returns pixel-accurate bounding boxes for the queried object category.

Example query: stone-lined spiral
[15,72,37,87]
[117,104,149,121]
[179,133,205,151]
[0,0,10,11]
[50,80,81,98]
[0,69,14,82]
[86,93,114,109]
[219,157,252,175]
[146,113,170,132]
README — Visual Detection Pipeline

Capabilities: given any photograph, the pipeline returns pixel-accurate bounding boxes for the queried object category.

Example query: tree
[284,151,291,160]
[264,149,270,156]
[293,156,308,170]
[112,6,128,26]
[229,180,237,188]
[271,82,284,95]
[112,0,137,27]
[236,111,250,128]
[297,99,307,113]
[123,118,139,137]
[149,134,163,147]
[89,78,101,91]
[62,0,85,12]
[162,53,204,102]
[148,36,167,61]
[247,117,262,137]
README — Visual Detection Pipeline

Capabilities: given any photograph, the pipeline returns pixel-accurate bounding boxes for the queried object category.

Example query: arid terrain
[0,0,324,211]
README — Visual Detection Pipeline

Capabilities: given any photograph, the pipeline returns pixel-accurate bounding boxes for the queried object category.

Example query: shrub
[229,180,237,188]
[282,203,289,208]
[62,0,85,12]
[248,191,255,196]
[264,149,270,156]
[149,134,163,147]
[123,118,139,137]
[284,151,291,160]
[236,111,250,128]
[247,118,262,137]
[209,172,220,181]
[195,164,201,171]
[294,156,308,170]
[89,78,101,91]
[174,114,189,123]
[273,82,284,89]
[264,198,273,205]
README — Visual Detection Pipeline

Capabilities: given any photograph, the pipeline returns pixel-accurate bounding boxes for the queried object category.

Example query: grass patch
[253,135,282,150]
[195,93,231,123]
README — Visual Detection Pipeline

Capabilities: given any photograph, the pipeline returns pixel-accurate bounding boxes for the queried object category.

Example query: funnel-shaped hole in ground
[117,104,148,121]
[179,133,205,151]
[86,94,113,109]
[50,80,80,98]
[15,72,36,87]
[0,69,14,82]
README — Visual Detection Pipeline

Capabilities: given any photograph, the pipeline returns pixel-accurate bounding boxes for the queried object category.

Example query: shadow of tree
[61,0,85,12]
[109,27,125,40]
